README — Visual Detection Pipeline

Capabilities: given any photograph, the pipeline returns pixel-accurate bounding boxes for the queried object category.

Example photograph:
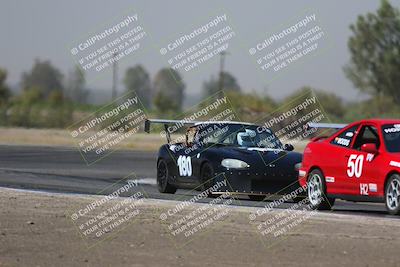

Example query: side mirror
[361,143,378,154]
[284,144,294,151]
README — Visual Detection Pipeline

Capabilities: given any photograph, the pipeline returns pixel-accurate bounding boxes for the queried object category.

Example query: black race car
[145,119,303,200]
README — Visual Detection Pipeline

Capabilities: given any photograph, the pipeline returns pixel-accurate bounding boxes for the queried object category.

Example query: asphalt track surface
[0,145,397,219]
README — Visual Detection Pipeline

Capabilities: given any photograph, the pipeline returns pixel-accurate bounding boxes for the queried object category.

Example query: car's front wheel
[385,174,400,215]
[307,169,335,210]
[157,159,177,194]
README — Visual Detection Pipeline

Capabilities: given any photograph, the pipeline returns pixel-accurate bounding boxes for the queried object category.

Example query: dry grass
[0,127,165,151]
[0,127,308,152]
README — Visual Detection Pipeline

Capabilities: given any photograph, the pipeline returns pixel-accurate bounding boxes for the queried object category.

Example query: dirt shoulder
[0,187,399,267]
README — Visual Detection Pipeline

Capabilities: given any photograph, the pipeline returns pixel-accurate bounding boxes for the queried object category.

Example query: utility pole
[112,52,118,100]
[218,51,228,98]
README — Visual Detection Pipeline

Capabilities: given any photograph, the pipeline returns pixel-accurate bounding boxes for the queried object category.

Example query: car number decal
[347,154,364,178]
[177,155,192,176]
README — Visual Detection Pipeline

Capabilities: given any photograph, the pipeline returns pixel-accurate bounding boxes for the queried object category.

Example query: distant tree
[65,66,88,104]
[224,90,276,122]
[344,95,400,122]
[21,59,64,98]
[47,89,72,128]
[124,65,151,108]
[20,87,43,105]
[153,68,185,113]
[283,87,345,122]
[344,0,400,103]
[48,90,64,106]
[0,68,10,106]
[153,91,178,114]
[0,68,11,125]
[313,91,345,120]
[203,71,241,97]
[9,86,72,128]
[9,87,43,127]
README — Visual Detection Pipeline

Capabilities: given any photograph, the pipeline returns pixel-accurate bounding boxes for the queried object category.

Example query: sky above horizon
[1,0,399,102]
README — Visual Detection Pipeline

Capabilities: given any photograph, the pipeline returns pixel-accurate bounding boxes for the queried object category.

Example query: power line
[218,51,229,98]
[112,52,118,100]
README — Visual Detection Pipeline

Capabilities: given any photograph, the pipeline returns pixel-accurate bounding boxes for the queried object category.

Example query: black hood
[211,145,302,167]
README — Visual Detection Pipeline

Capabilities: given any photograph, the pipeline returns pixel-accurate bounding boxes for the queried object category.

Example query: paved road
[0,145,395,218]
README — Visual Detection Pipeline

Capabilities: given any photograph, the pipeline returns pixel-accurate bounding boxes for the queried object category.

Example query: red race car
[298,119,400,215]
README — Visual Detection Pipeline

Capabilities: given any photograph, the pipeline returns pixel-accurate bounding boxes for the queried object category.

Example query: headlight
[294,162,302,171]
[221,159,250,169]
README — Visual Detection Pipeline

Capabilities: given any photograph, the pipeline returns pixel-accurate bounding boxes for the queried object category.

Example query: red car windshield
[382,124,400,153]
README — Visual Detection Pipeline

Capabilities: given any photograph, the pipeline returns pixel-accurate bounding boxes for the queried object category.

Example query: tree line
[0,0,398,128]
[0,58,242,127]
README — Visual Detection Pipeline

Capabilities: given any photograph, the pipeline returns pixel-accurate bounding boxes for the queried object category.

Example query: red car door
[348,124,382,197]
[324,124,360,195]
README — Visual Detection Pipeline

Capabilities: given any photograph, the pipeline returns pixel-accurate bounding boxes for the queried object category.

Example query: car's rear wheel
[307,169,335,210]
[385,174,400,215]
[157,160,177,194]
[248,195,265,201]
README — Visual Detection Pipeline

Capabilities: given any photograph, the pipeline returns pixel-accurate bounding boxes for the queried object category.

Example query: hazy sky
[1,0,398,102]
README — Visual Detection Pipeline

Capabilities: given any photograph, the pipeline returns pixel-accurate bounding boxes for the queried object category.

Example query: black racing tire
[248,195,265,201]
[307,169,335,210]
[200,163,215,195]
[157,159,177,194]
[385,174,400,215]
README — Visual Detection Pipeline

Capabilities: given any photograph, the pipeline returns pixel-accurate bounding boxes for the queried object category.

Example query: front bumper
[298,168,308,188]
[215,168,301,195]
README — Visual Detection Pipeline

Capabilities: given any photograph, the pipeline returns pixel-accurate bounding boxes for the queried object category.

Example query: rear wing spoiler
[307,122,347,129]
[144,119,201,143]
[307,122,347,142]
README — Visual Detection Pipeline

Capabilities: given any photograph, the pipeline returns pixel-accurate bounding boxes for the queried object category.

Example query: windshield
[382,124,400,153]
[195,123,283,149]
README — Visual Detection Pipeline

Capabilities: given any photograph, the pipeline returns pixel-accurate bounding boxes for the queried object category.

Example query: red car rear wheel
[307,169,335,210]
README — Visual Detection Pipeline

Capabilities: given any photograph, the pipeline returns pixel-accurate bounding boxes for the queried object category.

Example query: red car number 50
[347,154,364,178]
